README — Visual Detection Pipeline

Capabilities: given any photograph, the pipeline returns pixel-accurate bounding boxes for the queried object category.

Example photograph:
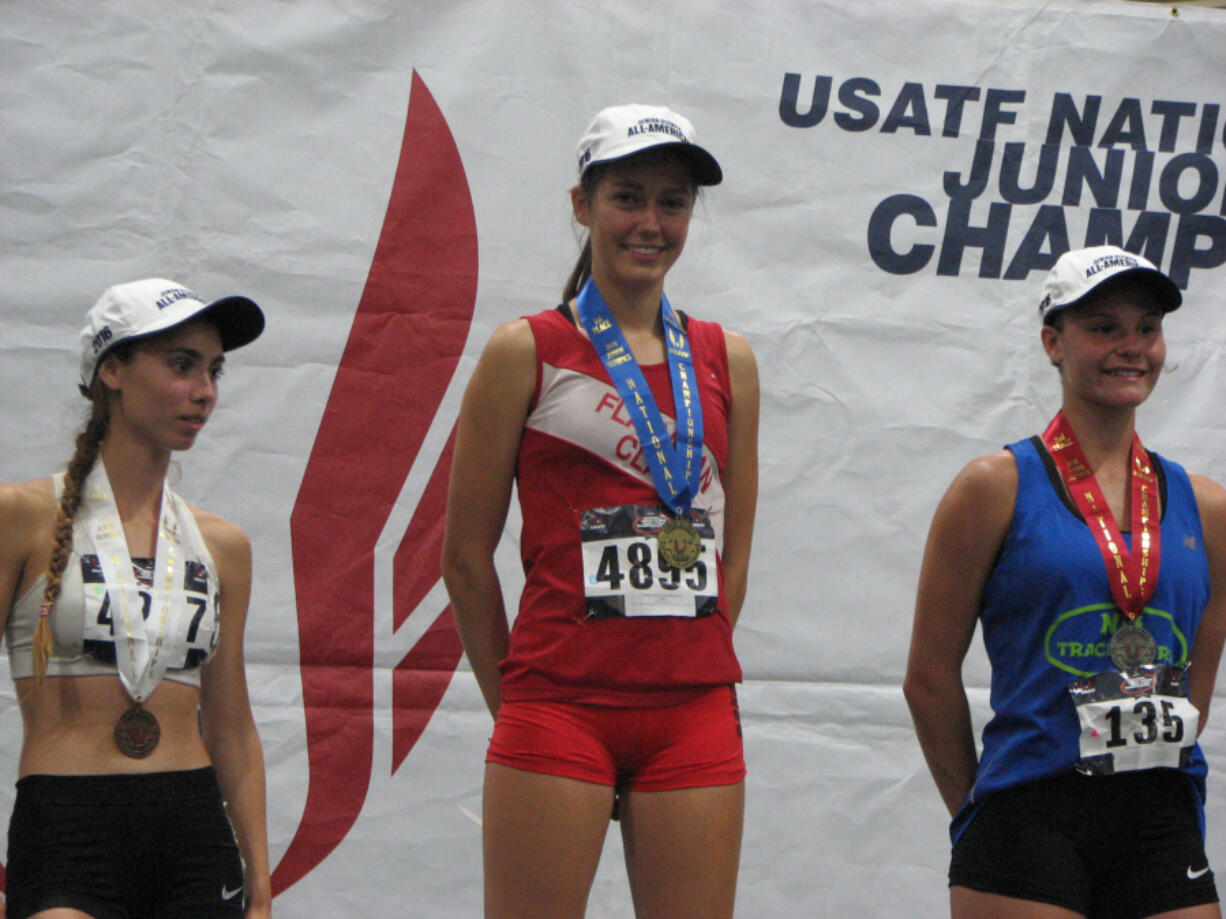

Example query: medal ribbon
[575,278,704,516]
[82,462,190,703]
[1042,411,1160,621]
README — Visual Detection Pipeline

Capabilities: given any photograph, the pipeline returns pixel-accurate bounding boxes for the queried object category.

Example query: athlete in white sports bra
[0,279,271,919]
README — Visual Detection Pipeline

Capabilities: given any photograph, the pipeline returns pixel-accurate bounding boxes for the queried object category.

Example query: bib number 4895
[593,541,707,593]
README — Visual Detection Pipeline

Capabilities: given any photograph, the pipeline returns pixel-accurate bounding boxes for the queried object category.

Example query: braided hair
[29,348,130,690]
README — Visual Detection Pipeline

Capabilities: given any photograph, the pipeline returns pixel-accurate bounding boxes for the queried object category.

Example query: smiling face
[572,151,696,300]
[1041,281,1167,413]
[99,318,226,454]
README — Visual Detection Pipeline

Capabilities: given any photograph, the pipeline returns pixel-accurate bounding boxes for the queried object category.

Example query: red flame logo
[272,70,475,895]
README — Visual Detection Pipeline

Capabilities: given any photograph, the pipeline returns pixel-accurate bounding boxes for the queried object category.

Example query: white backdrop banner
[2,1,1225,916]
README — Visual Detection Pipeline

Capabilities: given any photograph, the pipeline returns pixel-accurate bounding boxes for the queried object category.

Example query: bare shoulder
[187,505,252,573]
[1189,472,1226,546]
[0,477,57,537]
[0,478,58,603]
[955,449,1018,492]
[936,449,1018,530]
[721,328,756,366]
[483,317,536,364]
[721,329,759,398]
[918,449,1019,609]
[464,317,538,410]
[1189,472,1226,516]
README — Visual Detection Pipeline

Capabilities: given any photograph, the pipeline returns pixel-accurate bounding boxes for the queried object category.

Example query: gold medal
[114,704,160,758]
[658,517,701,569]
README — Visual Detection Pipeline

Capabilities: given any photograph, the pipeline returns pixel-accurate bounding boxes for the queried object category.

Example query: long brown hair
[29,347,130,689]
[562,164,605,305]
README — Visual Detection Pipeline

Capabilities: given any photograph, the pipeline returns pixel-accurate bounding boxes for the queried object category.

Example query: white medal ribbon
[80,462,195,703]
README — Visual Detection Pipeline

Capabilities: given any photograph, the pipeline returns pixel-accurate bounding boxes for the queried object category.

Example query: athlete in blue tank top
[905,246,1226,919]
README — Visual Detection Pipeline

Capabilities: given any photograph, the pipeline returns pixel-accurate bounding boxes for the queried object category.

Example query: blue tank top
[951,436,1210,842]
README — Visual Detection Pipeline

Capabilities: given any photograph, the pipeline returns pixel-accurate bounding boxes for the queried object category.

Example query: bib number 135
[1070,665,1199,776]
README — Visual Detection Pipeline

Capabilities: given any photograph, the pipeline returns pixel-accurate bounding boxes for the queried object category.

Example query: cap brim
[672,144,722,186]
[1044,266,1182,324]
[110,295,264,353]
[1130,269,1182,312]
[590,141,723,186]
[203,295,265,351]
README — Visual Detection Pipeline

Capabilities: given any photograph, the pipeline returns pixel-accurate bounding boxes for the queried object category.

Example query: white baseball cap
[577,104,722,186]
[79,278,264,392]
[1039,246,1181,323]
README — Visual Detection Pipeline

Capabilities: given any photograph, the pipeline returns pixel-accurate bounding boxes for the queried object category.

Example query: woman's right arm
[0,480,51,636]
[1187,473,1226,734]
[441,319,538,718]
[903,451,1016,817]
[0,486,23,638]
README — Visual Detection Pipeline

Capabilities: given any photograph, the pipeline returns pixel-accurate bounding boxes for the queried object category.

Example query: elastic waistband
[16,766,219,804]
[1032,768,1192,795]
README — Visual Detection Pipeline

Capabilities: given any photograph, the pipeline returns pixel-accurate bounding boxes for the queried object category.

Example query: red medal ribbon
[1041,411,1160,622]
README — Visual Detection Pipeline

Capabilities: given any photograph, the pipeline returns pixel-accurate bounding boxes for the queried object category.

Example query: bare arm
[441,319,537,718]
[197,516,271,918]
[0,482,37,919]
[0,485,32,637]
[1188,473,1226,735]
[903,452,1016,817]
[719,330,759,629]
[0,478,56,636]
[0,479,55,919]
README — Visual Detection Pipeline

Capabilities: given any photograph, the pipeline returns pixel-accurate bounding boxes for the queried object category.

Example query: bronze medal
[658,517,701,569]
[1108,623,1158,671]
[114,705,161,758]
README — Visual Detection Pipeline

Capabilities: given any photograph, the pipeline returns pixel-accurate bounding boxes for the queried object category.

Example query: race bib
[80,555,220,670]
[579,504,718,619]
[1069,664,1198,776]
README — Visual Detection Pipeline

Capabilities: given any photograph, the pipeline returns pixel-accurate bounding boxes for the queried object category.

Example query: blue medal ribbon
[575,278,704,516]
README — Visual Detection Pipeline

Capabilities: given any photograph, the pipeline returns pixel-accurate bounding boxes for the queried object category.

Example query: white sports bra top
[5,473,221,687]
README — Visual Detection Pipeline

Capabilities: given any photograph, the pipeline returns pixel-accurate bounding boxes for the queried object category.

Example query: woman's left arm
[198,513,272,918]
[720,330,759,629]
[1189,473,1226,735]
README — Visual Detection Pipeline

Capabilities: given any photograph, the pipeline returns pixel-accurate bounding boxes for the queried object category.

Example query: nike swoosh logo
[1188,866,1211,880]
[221,884,243,901]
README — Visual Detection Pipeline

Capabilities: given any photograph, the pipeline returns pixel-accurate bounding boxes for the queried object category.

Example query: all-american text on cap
[577,104,722,186]
[1038,245,1181,323]
[78,278,265,393]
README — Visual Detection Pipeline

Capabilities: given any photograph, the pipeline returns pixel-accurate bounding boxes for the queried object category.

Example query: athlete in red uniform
[443,104,759,919]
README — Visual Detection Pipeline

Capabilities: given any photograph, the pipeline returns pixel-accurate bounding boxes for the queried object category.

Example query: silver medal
[1108,623,1157,671]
